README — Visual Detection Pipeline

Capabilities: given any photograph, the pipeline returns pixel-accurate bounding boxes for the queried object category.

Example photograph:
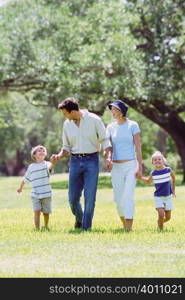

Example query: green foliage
[0,0,185,178]
[166,153,181,174]
[0,94,63,173]
[126,0,185,103]
[0,0,184,109]
[0,96,26,166]
[0,0,143,107]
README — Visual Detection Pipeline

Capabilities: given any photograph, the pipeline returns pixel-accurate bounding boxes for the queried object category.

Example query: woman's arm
[133,133,143,179]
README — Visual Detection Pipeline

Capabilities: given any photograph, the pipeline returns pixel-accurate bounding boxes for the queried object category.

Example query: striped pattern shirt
[151,167,172,197]
[23,161,52,199]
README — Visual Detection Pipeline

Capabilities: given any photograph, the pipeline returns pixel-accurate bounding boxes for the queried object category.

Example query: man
[50,97,112,231]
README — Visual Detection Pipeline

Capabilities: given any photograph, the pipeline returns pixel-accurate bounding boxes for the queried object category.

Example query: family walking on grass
[17,98,176,232]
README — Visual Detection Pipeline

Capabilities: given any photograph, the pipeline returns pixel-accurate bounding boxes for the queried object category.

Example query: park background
[0,0,185,278]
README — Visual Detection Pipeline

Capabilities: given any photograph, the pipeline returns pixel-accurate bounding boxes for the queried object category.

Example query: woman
[106,100,142,232]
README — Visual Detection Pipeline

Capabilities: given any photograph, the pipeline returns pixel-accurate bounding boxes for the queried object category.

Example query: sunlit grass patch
[0,175,185,277]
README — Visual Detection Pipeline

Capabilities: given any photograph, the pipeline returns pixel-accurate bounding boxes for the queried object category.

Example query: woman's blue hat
[108,100,128,116]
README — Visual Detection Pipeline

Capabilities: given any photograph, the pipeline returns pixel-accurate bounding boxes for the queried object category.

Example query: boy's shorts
[31,197,52,214]
[154,195,173,211]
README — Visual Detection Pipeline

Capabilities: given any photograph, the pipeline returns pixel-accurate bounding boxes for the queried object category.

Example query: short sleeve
[46,161,52,169]
[46,161,52,174]
[131,121,141,135]
[23,166,32,184]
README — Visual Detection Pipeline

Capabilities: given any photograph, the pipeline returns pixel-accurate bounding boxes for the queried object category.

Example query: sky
[0,0,12,6]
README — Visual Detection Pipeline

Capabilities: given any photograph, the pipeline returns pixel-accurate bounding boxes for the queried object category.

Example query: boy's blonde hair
[151,151,167,165]
[31,145,47,161]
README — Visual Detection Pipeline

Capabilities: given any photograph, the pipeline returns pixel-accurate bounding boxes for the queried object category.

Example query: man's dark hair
[58,97,79,112]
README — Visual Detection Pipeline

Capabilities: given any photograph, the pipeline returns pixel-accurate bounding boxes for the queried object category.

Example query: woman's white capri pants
[111,160,138,219]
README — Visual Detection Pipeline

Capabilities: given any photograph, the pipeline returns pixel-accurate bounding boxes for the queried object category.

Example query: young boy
[140,151,176,231]
[17,145,55,231]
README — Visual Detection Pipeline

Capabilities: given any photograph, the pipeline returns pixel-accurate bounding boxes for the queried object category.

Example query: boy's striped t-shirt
[151,167,172,197]
[23,161,52,199]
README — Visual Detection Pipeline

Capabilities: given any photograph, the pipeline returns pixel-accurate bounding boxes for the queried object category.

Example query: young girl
[17,145,55,231]
[140,151,176,231]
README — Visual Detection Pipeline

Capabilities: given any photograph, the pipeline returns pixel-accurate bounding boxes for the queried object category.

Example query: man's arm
[50,149,69,163]
[96,119,113,171]
[95,118,112,151]
[95,118,113,171]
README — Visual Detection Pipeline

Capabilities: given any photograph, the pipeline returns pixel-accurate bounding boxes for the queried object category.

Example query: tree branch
[0,77,47,92]
[130,11,154,50]
[23,94,52,107]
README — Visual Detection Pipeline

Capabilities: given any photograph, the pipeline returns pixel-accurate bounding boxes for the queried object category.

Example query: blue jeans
[68,153,99,230]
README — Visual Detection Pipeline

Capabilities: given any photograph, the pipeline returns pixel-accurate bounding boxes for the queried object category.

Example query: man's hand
[50,154,61,163]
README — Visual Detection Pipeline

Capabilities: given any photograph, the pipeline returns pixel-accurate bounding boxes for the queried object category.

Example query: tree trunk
[154,116,185,183]
[156,129,168,156]
[168,131,185,183]
[4,149,26,176]
[12,149,26,176]
[120,98,185,183]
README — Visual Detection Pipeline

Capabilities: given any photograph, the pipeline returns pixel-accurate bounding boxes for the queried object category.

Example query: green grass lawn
[0,173,185,278]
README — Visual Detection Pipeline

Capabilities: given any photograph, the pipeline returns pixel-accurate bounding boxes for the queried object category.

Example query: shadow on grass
[68,229,83,234]
[51,174,184,190]
[50,176,158,190]
[51,181,68,189]
[68,228,107,234]
[111,228,131,234]
[51,175,113,190]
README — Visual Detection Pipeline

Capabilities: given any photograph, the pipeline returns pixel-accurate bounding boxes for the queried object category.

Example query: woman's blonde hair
[151,151,167,165]
[31,145,47,161]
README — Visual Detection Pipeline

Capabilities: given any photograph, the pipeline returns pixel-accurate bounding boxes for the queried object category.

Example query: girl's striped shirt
[151,167,172,197]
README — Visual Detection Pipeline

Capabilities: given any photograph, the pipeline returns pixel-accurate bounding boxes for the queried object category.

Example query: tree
[0,95,64,175]
[0,0,185,180]
[120,0,185,181]
[0,0,141,109]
